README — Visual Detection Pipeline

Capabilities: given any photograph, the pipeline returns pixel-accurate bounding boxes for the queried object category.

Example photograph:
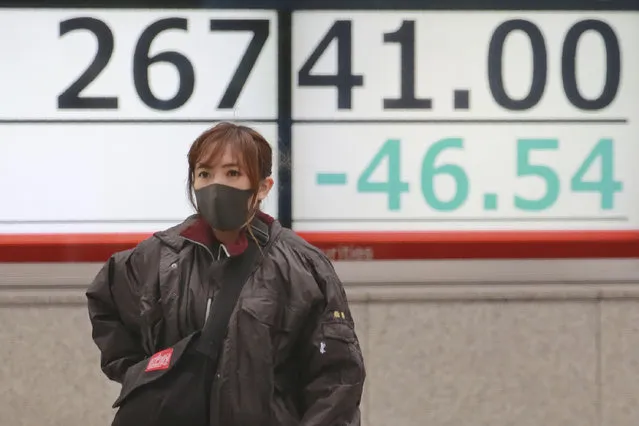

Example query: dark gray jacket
[86,213,365,425]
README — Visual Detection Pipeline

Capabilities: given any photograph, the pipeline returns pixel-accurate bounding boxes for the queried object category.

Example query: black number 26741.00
[57,17,270,111]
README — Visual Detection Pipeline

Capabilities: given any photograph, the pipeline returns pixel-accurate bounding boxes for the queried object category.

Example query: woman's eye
[197,171,210,179]
[227,169,241,177]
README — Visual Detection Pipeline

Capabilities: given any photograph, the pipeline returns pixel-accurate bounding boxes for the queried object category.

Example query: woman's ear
[257,177,274,201]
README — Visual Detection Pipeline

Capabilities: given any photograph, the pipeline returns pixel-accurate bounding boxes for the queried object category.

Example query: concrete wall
[1,259,639,426]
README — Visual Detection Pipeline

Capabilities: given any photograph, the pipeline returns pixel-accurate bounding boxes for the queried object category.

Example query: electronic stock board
[1,3,637,260]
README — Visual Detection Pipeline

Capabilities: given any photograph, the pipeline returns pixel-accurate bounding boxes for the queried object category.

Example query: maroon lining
[256,210,275,225]
[180,211,274,257]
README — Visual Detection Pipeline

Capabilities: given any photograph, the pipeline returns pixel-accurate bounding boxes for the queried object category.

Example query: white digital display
[0,9,279,234]
[291,11,639,232]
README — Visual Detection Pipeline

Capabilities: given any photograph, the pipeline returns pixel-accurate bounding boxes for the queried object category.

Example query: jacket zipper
[183,236,226,416]
[183,238,215,324]
[183,237,215,261]
[182,237,228,326]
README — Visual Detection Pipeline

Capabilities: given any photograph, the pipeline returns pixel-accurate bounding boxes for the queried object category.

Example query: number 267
[57,17,270,111]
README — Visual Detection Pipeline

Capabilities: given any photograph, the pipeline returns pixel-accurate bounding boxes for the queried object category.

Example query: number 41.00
[356,138,623,212]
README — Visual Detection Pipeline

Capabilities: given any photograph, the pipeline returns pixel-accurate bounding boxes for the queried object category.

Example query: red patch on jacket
[145,348,174,372]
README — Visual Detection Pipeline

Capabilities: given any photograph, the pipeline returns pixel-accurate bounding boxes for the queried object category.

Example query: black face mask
[194,184,254,231]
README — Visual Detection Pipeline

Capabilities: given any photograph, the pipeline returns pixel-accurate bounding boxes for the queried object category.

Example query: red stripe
[303,231,639,260]
[0,231,637,262]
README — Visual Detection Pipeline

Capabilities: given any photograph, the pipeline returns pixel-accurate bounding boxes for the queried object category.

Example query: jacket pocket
[323,320,356,343]
[320,321,364,385]
[240,295,280,328]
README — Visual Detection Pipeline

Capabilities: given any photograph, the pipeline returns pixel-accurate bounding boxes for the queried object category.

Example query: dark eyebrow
[196,162,240,169]
[221,162,240,169]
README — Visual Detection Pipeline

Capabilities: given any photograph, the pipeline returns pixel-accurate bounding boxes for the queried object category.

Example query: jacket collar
[154,211,275,257]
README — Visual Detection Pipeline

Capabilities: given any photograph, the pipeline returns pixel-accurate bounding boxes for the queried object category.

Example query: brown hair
[186,122,273,210]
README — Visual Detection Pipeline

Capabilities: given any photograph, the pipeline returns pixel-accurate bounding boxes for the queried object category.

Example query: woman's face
[193,146,250,191]
[193,145,273,202]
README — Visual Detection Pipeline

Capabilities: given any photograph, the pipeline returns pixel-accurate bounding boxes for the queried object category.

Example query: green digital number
[515,139,560,211]
[421,138,468,211]
[570,138,623,210]
[356,139,409,210]
[357,137,622,214]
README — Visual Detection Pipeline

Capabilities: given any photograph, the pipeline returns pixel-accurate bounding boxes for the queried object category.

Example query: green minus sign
[317,173,348,185]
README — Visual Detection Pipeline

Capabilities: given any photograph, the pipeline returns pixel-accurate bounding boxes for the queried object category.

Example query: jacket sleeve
[86,249,147,383]
[297,253,366,426]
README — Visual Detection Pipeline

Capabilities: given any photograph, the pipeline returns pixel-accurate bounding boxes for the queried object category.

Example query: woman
[86,122,365,426]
